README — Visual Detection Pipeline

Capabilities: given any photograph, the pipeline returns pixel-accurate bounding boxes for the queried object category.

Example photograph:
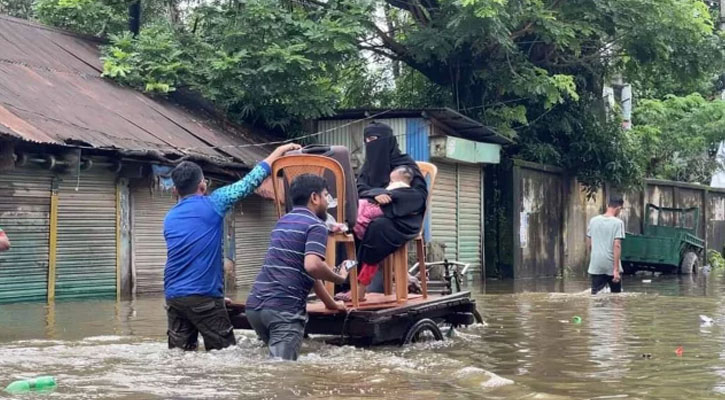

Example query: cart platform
[227,291,480,345]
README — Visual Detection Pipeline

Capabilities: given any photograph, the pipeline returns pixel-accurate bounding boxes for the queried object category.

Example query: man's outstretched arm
[209,143,300,214]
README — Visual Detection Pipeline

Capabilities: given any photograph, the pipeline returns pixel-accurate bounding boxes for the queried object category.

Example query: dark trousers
[166,296,236,351]
[590,274,622,295]
[246,308,307,361]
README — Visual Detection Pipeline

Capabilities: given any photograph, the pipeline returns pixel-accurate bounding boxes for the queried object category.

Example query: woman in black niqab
[341,122,428,301]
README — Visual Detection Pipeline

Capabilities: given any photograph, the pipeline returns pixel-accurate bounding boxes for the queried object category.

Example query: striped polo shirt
[246,207,328,314]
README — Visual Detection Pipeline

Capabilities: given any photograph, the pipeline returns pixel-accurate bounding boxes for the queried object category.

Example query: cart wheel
[680,251,700,275]
[402,318,444,345]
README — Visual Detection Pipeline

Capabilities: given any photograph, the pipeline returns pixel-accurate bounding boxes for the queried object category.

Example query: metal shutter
[55,169,117,299]
[457,164,482,273]
[0,168,52,303]
[431,162,458,261]
[132,186,176,294]
[234,195,278,286]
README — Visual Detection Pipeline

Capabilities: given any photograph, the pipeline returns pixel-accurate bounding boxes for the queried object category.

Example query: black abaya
[356,122,428,265]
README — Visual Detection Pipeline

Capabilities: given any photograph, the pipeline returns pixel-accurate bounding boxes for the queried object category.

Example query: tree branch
[358,44,400,61]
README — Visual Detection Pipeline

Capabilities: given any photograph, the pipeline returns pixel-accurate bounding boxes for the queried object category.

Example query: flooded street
[2,273,725,399]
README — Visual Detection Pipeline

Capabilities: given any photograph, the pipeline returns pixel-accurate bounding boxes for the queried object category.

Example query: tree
[1,0,33,19]
[101,0,368,132]
[21,0,725,189]
[352,0,722,189]
[31,0,177,37]
[630,94,725,183]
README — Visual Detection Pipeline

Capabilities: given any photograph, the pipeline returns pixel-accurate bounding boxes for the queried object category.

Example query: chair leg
[416,238,428,299]
[383,256,393,296]
[325,236,336,297]
[345,240,359,309]
[395,246,408,303]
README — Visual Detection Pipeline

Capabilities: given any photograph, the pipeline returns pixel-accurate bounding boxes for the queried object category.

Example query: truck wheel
[680,251,700,275]
[623,263,636,275]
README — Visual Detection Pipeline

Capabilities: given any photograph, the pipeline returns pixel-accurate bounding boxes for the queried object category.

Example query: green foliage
[20,0,725,190]
[102,25,186,93]
[516,95,643,193]
[1,0,34,18]
[33,0,127,36]
[101,0,368,132]
[630,94,725,183]
[707,249,725,269]
[360,0,725,190]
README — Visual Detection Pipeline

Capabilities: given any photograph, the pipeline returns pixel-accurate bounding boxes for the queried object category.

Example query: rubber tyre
[473,309,484,324]
[622,263,637,275]
[679,251,700,275]
[402,318,444,345]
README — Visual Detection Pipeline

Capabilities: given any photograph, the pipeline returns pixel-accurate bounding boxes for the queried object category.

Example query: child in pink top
[353,166,413,240]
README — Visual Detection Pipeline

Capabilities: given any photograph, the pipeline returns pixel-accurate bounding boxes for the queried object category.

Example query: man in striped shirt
[246,174,348,360]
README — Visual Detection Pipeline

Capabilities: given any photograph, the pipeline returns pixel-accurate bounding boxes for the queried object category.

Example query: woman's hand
[375,194,392,205]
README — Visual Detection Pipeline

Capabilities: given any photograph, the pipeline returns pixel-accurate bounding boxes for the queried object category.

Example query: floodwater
[2,272,725,399]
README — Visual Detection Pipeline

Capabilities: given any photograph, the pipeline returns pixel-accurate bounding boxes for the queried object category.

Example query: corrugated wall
[0,168,52,303]
[131,186,176,295]
[405,119,433,241]
[316,118,408,170]
[234,195,278,286]
[55,169,117,299]
[457,164,482,273]
[431,162,458,261]
[405,119,429,162]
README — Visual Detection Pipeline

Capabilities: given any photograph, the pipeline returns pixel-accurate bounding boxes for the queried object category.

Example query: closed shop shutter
[0,168,52,303]
[457,164,482,273]
[431,162,458,261]
[56,169,117,299]
[234,195,278,286]
[132,186,176,294]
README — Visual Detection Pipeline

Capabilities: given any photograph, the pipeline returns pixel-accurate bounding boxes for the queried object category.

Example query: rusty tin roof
[0,16,273,167]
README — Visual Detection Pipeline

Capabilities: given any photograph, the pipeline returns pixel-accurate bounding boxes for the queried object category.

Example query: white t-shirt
[587,215,625,275]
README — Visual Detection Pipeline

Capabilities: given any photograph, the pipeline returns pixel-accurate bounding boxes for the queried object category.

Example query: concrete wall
[513,161,565,279]
[486,161,725,279]
[563,179,605,276]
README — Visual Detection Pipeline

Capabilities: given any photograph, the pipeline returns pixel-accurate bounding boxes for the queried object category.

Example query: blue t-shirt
[163,162,270,299]
[246,207,328,314]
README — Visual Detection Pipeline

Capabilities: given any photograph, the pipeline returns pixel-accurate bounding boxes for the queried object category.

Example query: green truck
[621,204,704,274]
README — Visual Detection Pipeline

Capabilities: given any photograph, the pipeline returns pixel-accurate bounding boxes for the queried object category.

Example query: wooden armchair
[382,162,438,302]
[270,154,360,308]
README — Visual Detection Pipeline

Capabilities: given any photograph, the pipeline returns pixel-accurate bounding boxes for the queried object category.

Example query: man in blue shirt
[164,143,299,351]
[246,174,348,360]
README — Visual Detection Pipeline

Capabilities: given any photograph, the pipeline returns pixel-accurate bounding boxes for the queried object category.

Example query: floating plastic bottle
[3,376,56,394]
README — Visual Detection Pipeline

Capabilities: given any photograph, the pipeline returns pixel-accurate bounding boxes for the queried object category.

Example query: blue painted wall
[405,118,432,241]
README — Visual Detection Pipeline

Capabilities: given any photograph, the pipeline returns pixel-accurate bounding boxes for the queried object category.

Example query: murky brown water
[2,272,725,399]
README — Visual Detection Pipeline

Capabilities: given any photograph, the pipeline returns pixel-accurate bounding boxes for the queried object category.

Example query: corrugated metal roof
[319,108,513,145]
[0,16,272,167]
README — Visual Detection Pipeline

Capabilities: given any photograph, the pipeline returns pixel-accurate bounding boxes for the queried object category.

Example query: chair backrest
[271,154,346,223]
[416,161,437,235]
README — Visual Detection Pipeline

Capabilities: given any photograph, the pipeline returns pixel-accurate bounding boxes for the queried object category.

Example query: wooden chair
[382,162,438,302]
[270,154,360,308]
